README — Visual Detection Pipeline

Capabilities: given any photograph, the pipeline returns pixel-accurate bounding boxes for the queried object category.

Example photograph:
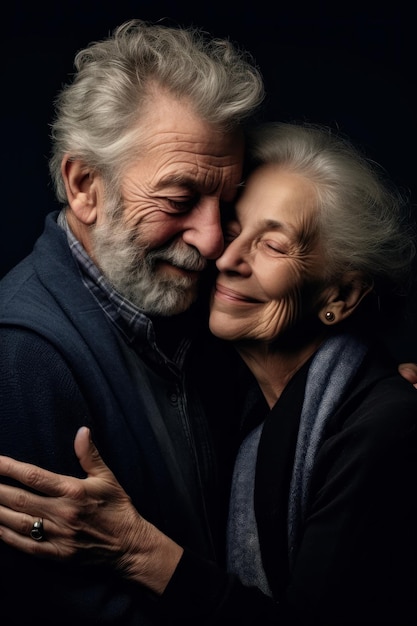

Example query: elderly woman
[0,123,416,625]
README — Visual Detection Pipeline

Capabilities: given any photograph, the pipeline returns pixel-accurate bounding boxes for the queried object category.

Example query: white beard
[91,202,207,315]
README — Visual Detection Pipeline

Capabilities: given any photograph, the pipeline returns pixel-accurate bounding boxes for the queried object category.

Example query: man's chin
[134,284,199,316]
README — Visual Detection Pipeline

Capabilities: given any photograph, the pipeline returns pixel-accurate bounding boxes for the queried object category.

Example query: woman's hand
[0,427,183,594]
[398,362,417,389]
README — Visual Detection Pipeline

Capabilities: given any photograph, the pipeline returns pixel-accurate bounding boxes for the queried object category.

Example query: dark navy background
[2,2,416,357]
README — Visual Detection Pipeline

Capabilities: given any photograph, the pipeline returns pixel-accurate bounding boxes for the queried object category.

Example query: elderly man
[0,19,264,625]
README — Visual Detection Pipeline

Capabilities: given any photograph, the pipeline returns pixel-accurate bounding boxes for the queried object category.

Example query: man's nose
[181,202,224,260]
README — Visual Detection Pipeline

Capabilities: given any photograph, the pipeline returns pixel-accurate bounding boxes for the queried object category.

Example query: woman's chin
[208,316,243,342]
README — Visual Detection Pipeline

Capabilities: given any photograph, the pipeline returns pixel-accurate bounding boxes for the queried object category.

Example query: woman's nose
[215,237,250,275]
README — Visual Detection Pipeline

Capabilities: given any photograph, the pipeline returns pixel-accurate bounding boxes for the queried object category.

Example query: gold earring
[325,311,335,322]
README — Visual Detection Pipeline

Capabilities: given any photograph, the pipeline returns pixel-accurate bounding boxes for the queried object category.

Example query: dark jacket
[164,346,417,625]
[0,212,260,625]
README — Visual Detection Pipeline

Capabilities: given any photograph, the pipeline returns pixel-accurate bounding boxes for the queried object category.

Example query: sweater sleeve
[0,326,90,468]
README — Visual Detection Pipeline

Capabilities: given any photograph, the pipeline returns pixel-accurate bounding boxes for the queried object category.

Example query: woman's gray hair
[246,122,416,300]
[49,19,265,203]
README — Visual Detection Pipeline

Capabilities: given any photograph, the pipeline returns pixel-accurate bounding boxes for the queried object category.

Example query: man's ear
[61,156,100,225]
[319,271,374,325]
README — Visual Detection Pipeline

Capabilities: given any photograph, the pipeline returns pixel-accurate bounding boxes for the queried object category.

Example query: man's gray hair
[49,19,265,203]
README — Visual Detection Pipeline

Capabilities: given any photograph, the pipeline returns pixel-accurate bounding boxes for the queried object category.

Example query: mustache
[145,241,207,272]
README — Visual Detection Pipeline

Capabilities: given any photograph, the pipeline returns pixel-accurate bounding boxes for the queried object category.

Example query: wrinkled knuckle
[14,490,31,510]
[23,467,44,489]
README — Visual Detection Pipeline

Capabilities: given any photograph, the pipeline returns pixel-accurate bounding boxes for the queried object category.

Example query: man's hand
[0,427,182,594]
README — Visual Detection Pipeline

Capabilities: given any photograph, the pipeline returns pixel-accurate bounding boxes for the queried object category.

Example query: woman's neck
[235,337,325,409]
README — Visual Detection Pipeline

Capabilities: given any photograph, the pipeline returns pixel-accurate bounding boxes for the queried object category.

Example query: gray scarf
[288,333,368,569]
[227,333,368,591]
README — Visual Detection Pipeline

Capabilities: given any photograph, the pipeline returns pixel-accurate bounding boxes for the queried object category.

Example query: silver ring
[30,518,45,542]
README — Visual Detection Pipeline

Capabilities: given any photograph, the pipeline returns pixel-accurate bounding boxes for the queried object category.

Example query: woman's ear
[319,271,374,325]
[61,156,100,225]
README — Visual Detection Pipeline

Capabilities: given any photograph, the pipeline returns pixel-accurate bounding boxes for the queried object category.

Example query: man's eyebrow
[155,174,199,190]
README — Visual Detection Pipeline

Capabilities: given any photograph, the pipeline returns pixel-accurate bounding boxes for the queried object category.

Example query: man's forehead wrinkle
[152,156,241,191]
[147,128,237,159]
[139,124,244,198]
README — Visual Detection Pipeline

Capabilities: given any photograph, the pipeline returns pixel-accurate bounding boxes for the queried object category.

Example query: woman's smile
[214,282,262,304]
